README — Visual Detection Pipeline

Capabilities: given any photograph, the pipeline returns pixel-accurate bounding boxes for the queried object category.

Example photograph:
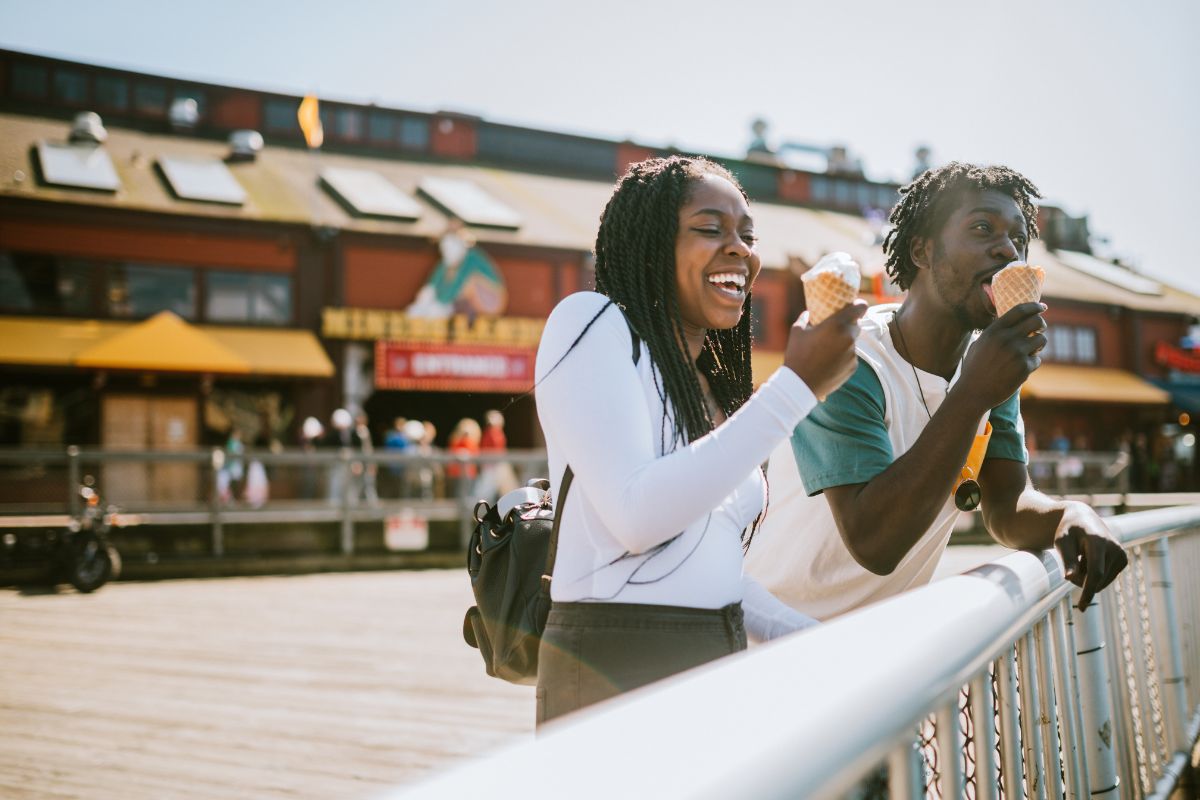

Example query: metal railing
[0,447,549,554]
[1028,451,1130,495]
[390,505,1200,800]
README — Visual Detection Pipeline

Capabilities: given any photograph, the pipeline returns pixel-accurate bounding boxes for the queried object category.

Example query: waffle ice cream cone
[990,262,1046,316]
[803,252,860,324]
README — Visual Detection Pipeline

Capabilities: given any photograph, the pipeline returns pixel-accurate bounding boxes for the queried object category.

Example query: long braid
[883,162,1042,290]
[594,156,755,446]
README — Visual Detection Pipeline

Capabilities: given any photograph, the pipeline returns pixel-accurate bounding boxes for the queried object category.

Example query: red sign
[375,341,536,393]
[1155,341,1200,373]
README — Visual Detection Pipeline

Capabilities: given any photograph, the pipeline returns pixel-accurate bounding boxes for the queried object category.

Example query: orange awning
[74,311,251,373]
[752,350,785,386]
[207,326,334,377]
[0,314,332,378]
[1021,364,1170,405]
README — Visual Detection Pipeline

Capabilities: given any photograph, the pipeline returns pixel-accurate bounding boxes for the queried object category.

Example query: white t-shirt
[535,292,819,639]
[744,303,1027,621]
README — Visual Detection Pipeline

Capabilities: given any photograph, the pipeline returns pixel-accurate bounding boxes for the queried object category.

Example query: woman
[534,155,864,725]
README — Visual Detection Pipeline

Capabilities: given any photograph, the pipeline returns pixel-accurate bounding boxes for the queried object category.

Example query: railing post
[887,737,924,799]
[340,448,354,556]
[1075,592,1121,796]
[970,670,998,800]
[996,647,1024,800]
[935,697,964,799]
[1017,630,1049,800]
[210,447,224,557]
[1033,620,1065,800]
[67,445,81,517]
[1052,599,1090,797]
[1144,536,1189,750]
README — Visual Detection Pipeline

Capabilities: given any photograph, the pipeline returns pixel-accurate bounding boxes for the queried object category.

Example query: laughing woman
[534,155,866,725]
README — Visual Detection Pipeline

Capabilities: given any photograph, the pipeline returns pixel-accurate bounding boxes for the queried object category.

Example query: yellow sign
[322,308,544,348]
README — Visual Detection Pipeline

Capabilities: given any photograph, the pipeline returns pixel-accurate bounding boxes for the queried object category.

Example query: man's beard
[930,244,990,331]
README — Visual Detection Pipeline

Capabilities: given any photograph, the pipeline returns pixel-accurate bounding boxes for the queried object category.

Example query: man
[745,162,1127,621]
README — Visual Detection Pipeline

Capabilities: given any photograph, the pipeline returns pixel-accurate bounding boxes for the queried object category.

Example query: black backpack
[463,305,639,684]
[462,470,574,685]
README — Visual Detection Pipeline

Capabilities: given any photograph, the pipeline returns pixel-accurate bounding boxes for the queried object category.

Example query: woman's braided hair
[883,162,1042,290]
[594,155,756,450]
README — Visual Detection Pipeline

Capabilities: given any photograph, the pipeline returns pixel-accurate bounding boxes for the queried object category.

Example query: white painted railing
[389,505,1200,800]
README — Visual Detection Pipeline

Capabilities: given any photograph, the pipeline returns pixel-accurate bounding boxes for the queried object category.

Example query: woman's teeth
[707,273,746,294]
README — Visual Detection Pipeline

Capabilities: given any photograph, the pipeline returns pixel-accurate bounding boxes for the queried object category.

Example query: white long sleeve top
[534,292,820,640]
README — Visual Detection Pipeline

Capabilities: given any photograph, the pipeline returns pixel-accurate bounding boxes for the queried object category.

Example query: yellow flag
[297,95,323,149]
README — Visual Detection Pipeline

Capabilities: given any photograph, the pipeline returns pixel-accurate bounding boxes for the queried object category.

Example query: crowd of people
[215,408,515,506]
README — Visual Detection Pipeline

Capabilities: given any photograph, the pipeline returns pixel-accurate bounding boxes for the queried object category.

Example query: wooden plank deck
[0,570,531,799]
[0,546,1008,799]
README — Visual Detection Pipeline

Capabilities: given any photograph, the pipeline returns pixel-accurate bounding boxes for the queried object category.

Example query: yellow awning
[752,350,785,386]
[0,314,333,378]
[207,326,334,377]
[75,311,252,373]
[0,317,126,366]
[1021,364,1171,405]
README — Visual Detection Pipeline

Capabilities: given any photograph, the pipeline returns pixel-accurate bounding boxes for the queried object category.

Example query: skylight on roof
[1055,250,1163,296]
[418,176,522,229]
[320,167,423,220]
[37,141,120,192]
[158,156,247,205]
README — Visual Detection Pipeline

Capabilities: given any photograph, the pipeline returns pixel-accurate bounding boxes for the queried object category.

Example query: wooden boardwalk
[0,546,1006,799]
[0,570,531,799]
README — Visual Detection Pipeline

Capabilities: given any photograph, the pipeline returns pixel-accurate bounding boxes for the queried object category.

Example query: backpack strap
[543,306,640,582]
[543,465,572,581]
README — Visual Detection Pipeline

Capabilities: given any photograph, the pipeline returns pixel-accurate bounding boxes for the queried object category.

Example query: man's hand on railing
[1053,500,1129,611]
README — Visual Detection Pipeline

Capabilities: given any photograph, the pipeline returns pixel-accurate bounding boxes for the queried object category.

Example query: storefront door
[102,395,198,506]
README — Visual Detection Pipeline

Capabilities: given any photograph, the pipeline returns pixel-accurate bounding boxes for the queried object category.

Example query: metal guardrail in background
[0,447,549,555]
[389,505,1200,800]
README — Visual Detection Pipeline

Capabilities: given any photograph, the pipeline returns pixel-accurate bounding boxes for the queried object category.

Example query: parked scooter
[0,476,122,592]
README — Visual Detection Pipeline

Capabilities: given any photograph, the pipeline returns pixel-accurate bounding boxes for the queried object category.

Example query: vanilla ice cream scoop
[803,251,861,291]
[802,252,861,324]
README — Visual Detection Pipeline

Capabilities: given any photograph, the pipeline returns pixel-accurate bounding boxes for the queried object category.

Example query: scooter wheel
[66,532,113,593]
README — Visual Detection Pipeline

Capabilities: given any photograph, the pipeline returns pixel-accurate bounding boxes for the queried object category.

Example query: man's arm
[823,386,986,575]
[980,457,1128,610]
[822,305,1042,574]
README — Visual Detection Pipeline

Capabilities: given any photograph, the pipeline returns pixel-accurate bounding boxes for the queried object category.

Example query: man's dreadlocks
[883,162,1042,291]
[593,155,756,450]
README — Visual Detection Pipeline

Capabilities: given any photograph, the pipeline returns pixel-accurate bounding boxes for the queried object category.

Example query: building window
[94,75,129,110]
[1073,327,1097,364]
[1044,324,1099,365]
[398,117,430,150]
[264,98,296,132]
[53,69,89,104]
[811,176,830,203]
[205,272,292,325]
[108,263,196,319]
[0,252,95,315]
[11,61,49,98]
[855,182,873,209]
[335,108,363,141]
[133,82,168,114]
[833,179,853,207]
[368,111,395,144]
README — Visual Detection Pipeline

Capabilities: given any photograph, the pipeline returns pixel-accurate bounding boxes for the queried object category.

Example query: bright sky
[3,0,1198,295]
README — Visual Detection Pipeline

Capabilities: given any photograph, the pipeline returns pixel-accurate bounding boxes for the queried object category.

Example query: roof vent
[169,97,200,131]
[227,130,264,162]
[68,112,108,145]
